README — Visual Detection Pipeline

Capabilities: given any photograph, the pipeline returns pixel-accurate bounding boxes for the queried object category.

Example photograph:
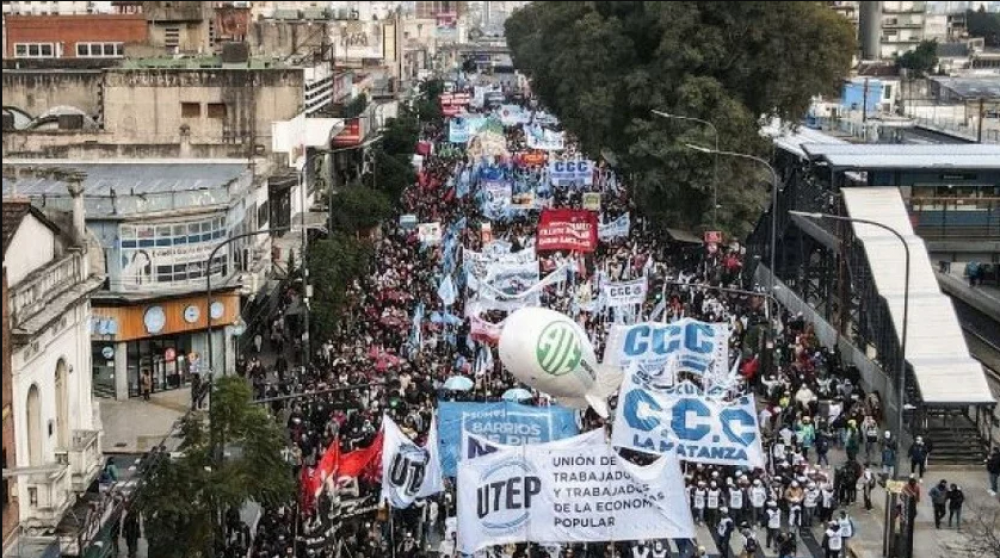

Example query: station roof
[800,144,1000,171]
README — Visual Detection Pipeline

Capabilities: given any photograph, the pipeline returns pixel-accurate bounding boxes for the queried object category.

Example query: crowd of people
[229,84,979,558]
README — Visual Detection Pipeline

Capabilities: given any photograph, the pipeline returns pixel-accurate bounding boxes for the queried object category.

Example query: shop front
[90,291,240,400]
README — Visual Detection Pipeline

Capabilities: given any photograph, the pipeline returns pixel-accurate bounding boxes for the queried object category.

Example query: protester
[987,446,1000,497]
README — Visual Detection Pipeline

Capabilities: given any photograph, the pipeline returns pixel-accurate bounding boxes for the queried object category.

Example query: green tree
[138,378,294,558]
[371,150,417,200]
[308,232,374,339]
[328,185,393,234]
[506,1,856,237]
[344,92,369,119]
[967,7,1000,47]
[896,40,939,77]
[414,79,445,123]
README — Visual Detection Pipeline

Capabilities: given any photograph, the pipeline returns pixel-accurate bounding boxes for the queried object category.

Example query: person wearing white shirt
[631,541,650,558]
[693,482,708,524]
[838,510,855,540]
[706,481,722,526]
[822,521,843,558]
[804,482,820,527]
[765,501,782,550]
[750,479,768,527]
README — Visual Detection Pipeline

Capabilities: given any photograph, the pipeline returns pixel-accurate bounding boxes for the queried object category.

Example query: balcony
[882,1,926,14]
[9,251,85,330]
[21,462,72,533]
[59,430,102,494]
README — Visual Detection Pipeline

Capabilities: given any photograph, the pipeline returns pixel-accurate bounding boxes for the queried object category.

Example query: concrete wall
[249,19,328,59]
[2,270,17,546]
[102,69,304,147]
[5,215,56,287]
[2,131,255,159]
[1,69,103,118]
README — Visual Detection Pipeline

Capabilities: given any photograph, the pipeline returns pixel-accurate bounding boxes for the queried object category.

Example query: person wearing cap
[765,500,782,550]
[750,478,767,527]
[804,480,820,527]
[707,480,722,527]
[929,478,949,528]
[693,480,707,525]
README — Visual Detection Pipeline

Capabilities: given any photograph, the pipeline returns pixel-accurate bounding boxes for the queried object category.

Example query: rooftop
[929,75,1000,99]
[800,143,1000,170]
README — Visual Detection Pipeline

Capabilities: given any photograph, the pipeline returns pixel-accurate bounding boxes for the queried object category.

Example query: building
[1,1,93,15]
[140,1,213,54]
[831,1,932,59]
[2,160,271,400]
[1,192,104,537]
[415,0,467,19]
[3,13,148,60]
[2,243,16,557]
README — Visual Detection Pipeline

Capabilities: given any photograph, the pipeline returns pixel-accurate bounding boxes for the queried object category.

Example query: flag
[380,416,444,508]
[438,275,457,306]
[314,438,341,497]
[339,430,384,479]
[300,466,320,512]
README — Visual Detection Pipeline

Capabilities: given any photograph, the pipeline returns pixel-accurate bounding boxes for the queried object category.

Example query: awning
[665,228,702,244]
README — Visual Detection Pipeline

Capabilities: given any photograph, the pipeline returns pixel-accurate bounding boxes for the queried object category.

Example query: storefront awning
[665,228,702,244]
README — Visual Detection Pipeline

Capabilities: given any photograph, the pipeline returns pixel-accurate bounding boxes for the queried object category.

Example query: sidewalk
[100,388,190,454]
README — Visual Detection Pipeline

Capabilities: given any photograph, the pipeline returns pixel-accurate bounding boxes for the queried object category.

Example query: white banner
[601,278,648,308]
[598,214,630,241]
[611,373,765,468]
[548,159,593,187]
[458,434,695,553]
[465,248,537,291]
[418,222,443,245]
[607,318,729,377]
[471,265,570,314]
[524,124,565,151]
[381,416,445,508]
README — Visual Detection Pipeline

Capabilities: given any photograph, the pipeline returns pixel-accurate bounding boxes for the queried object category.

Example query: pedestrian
[777,531,797,558]
[750,479,767,527]
[821,521,843,558]
[804,481,820,527]
[716,508,734,558]
[861,463,877,511]
[908,436,929,480]
[739,524,759,558]
[140,369,152,401]
[929,479,948,528]
[765,500,781,550]
[123,510,141,558]
[881,431,897,478]
[837,510,855,545]
[986,446,1000,497]
[947,483,965,530]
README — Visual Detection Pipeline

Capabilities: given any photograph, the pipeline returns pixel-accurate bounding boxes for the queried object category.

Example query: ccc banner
[548,159,594,187]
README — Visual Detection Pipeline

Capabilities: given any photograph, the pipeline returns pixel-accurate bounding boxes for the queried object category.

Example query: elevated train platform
[750,134,1000,461]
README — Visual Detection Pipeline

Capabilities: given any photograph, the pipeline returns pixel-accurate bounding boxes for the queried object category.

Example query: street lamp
[789,210,911,451]
[651,110,720,227]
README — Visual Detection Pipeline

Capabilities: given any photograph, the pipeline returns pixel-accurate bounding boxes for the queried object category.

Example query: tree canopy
[897,40,939,77]
[138,378,294,558]
[505,1,856,236]
[967,7,1000,47]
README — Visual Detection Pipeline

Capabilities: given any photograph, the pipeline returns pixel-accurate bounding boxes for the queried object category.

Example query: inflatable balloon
[498,307,615,417]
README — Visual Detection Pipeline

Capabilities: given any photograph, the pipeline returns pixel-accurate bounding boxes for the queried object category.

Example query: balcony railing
[21,462,72,532]
[62,430,102,494]
[10,251,85,328]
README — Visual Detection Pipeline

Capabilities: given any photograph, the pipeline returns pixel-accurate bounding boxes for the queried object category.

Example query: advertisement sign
[548,159,594,187]
[598,213,631,241]
[119,220,227,290]
[537,209,598,253]
[381,416,444,508]
[417,222,443,245]
[457,433,695,553]
[611,373,765,467]
[582,193,601,212]
[438,401,579,476]
[611,318,729,376]
[601,278,648,308]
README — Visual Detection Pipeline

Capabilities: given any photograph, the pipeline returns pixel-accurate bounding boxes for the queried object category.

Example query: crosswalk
[686,519,840,558]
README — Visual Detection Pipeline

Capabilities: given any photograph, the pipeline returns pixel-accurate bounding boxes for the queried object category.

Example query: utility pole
[977,97,985,144]
[862,77,870,123]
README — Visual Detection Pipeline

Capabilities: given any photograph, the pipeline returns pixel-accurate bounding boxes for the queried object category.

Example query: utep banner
[613,318,729,376]
[598,213,631,241]
[549,159,594,187]
[438,401,579,477]
[602,278,648,308]
[457,433,695,553]
[611,372,765,468]
[537,208,598,253]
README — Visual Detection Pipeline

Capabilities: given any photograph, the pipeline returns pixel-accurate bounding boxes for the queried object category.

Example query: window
[13,42,56,58]
[75,42,124,58]
[118,217,230,287]
[181,102,201,118]
[207,103,227,119]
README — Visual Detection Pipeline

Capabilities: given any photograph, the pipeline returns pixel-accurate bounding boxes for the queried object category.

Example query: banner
[499,104,530,127]
[537,208,598,253]
[611,373,765,467]
[465,247,536,290]
[381,416,445,508]
[470,315,503,344]
[524,124,565,151]
[602,278,648,308]
[598,213,631,241]
[417,222,442,245]
[476,260,542,311]
[449,118,471,144]
[548,159,594,187]
[520,151,547,167]
[609,318,729,376]
[582,192,601,212]
[457,434,695,553]
[438,401,579,476]
[461,429,607,464]
[399,214,418,230]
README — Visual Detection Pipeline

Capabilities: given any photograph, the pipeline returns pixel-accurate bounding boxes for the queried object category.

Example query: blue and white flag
[598,213,631,240]
[438,276,457,306]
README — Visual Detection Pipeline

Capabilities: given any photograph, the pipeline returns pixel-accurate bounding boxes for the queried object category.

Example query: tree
[344,92,369,119]
[506,1,856,237]
[967,7,1000,47]
[308,232,374,339]
[328,185,393,234]
[138,378,294,558]
[897,40,939,77]
[958,501,1000,558]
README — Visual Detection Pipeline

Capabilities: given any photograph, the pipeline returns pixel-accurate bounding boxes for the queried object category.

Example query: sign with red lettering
[704,230,724,244]
[332,118,362,147]
[537,209,598,253]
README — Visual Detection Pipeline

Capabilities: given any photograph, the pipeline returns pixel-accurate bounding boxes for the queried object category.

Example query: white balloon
[498,307,608,414]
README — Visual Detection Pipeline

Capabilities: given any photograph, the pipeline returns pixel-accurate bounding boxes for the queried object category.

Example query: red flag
[339,429,384,479]
[299,466,319,512]
[314,437,340,497]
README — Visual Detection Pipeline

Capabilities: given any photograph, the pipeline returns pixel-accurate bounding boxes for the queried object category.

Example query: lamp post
[789,211,911,452]
[651,110,720,227]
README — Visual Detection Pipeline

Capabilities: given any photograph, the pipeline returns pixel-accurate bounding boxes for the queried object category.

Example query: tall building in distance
[482,0,529,28]
[415,0,467,19]
[830,1,932,59]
